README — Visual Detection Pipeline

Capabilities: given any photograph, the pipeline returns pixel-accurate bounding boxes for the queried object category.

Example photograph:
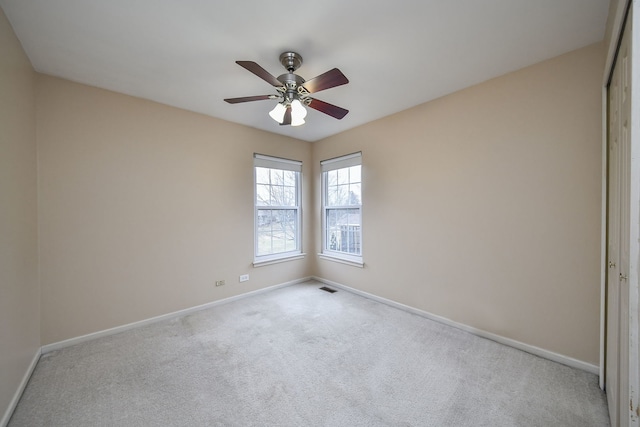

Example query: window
[254,154,302,265]
[321,152,362,266]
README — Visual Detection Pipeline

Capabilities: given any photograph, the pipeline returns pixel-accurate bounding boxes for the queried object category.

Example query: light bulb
[269,103,286,123]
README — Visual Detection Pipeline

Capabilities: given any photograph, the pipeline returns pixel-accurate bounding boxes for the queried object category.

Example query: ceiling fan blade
[236,61,282,87]
[308,98,349,119]
[280,106,292,126]
[224,95,276,104]
[302,68,349,93]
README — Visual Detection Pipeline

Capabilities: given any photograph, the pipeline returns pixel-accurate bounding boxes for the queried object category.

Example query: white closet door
[607,7,633,427]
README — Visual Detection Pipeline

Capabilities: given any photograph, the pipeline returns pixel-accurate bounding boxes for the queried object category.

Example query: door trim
[628,4,640,424]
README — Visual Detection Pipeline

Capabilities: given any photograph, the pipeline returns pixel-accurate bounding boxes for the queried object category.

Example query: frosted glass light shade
[290,99,307,127]
[269,103,286,123]
[291,99,307,119]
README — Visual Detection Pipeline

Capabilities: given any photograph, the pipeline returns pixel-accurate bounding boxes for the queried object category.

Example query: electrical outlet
[215,280,225,287]
[239,274,249,283]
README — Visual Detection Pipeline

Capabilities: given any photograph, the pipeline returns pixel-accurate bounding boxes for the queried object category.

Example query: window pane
[326,209,339,250]
[273,209,297,254]
[349,165,361,183]
[344,208,361,227]
[257,209,272,227]
[337,168,349,185]
[327,170,338,186]
[336,184,349,205]
[282,210,297,252]
[271,211,286,253]
[256,184,271,206]
[256,167,270,184]
[341,208,360,254]
[270,169,284,185]
[283,186,296,206]
[325,165,362,207]
[349,183,361,205]
[327,185,338,206]
[271,185,285,206]
[256,208,273,255]
[326,208,361,255]
[257,208,298,256]
[283,170,296,186]
[257,232,271,256]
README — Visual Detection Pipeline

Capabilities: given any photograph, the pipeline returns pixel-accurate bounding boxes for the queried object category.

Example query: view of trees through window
[325,164,361,256]
[254,153,360,263]
[255,166,299,257]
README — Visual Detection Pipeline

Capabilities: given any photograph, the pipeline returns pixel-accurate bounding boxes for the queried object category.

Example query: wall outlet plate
[215,280,225,287]
[239,274,249,282]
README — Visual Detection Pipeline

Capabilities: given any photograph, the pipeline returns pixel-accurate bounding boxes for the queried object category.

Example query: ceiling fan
[224,52,349,127]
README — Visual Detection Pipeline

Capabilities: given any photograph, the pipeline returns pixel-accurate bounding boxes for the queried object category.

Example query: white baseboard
[312,276,599,375]
[8,273,596,427]
[1,347,41,427]
[42,277,312,354]
[6,277,310,425]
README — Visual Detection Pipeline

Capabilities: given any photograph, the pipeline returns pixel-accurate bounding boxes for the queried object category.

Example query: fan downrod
[280,52,303,72]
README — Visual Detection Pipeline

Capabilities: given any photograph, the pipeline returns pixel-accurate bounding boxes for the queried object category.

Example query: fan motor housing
[279,51,303,72]
[276,72,305,102]
[277,73,305,87]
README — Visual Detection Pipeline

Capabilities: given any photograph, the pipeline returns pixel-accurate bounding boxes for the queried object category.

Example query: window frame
[320,152,363,267]
[253,154,303,266]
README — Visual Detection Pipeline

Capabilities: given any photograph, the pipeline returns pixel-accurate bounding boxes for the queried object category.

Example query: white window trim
[253,253,306,268]
[253,154,303,265]
[318,252,364,268]
[255,153,302,172]
[320,152,363,266]
[320,152,362,172]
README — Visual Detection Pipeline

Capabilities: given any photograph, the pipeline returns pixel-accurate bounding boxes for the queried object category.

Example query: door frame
[630,4,640,424]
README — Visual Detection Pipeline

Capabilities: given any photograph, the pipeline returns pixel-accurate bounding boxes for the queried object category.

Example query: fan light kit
[224,52,349,127]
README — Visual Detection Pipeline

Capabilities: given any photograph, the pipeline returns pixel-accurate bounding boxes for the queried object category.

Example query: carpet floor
[9,281,609,426]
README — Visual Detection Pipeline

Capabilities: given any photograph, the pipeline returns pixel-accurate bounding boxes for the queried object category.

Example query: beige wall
[312,42,605,364]
[1,12,607,419]
[36,75,313,344]
[0,7,39,421]
[35,41,607,363]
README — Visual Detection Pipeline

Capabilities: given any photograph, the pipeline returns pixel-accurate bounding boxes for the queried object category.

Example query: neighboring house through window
[254,154,302,265]
[320,152,363,266]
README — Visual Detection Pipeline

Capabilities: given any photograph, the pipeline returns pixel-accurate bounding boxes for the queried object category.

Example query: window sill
[318,253,364,268]
[253,253,306,268]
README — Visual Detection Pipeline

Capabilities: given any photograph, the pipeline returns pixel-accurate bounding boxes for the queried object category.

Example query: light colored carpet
[9,281,609,426]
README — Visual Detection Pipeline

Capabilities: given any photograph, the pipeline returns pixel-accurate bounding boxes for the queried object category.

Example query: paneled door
[607,8,632,427]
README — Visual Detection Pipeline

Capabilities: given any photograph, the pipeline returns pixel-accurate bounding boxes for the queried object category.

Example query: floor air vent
[319,286,337,293]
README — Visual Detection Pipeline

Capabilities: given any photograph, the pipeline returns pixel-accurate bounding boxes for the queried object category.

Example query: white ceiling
[1,0,610,142]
